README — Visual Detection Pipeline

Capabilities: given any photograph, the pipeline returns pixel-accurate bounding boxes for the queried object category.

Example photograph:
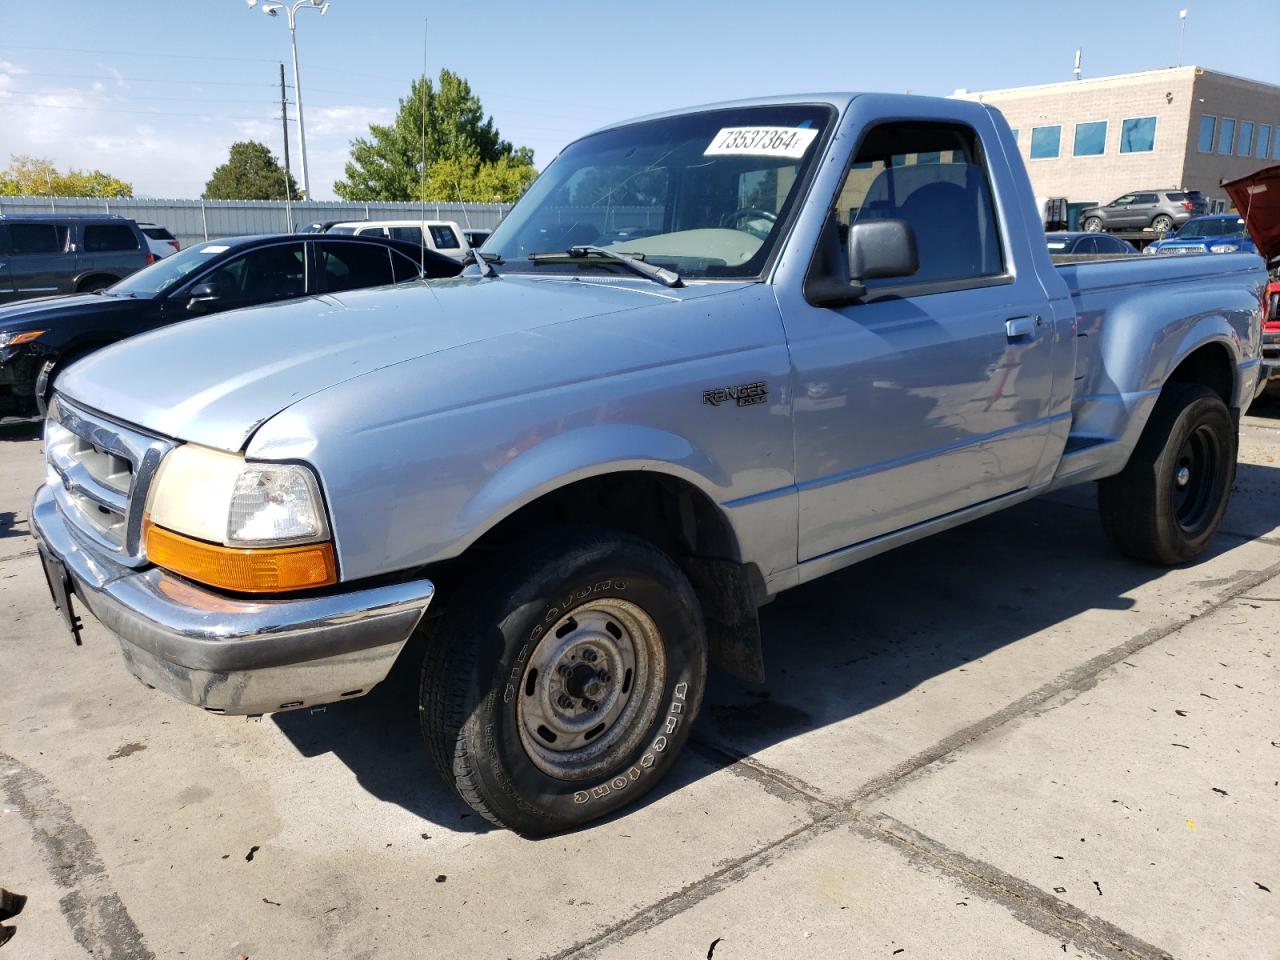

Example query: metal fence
[0,196,513,248]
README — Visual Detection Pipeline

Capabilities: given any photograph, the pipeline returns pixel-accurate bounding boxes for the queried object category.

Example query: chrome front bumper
[31,484,434,715]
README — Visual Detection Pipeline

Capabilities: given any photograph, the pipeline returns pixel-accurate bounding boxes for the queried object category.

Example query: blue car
[1144,214,1258,256]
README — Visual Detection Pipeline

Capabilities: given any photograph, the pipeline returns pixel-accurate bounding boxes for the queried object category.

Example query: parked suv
[1079,190,1208,234]
[0,214,150,303]
[138,222,181,259]
[326,219,471,260]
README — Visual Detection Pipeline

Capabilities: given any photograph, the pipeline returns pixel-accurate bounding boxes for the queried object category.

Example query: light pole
[246,0,330,201]
[1177,8,1188,67]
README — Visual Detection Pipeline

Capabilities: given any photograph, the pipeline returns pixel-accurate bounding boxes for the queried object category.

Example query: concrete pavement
[1,407,1277,959]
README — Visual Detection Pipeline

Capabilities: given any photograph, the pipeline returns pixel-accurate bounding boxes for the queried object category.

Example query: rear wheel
[1083,217,1103,232]
[1098,383,1235,564]
[420,527,707,835]
[1152,214,1174,234]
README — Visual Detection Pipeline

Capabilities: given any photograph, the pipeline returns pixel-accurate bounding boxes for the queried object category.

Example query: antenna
[1073,48,1082,81]
[419,17,428,273]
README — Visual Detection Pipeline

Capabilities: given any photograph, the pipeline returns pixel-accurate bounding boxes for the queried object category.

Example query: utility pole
[279,62,294,230]
[1177,9,1188,67]
[279,63,292,193]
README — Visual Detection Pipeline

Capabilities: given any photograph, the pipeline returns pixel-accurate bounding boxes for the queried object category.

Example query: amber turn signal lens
[7,330,47,346]
[144,520,337,593]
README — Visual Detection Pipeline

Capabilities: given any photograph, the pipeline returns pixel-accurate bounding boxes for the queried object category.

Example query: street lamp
[246,0,330,200]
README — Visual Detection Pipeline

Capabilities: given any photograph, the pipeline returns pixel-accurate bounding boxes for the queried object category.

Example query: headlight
[1209,243,1239,253]
[1143,245,1159,255]
[145,444,336,593]
[0,329,46,349]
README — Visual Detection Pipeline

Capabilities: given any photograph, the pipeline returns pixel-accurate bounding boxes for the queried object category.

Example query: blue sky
[1,0,1276,200]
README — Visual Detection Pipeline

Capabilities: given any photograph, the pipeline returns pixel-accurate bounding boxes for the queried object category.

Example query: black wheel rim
[1171,424,1222,534]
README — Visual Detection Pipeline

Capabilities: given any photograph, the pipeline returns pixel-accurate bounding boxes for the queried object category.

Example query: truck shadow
[0,419,41,443]
[271,461,1280,833]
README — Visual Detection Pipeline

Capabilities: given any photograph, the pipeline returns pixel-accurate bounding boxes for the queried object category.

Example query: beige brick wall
[954,67,1280,209]
[1182,72,1280,200]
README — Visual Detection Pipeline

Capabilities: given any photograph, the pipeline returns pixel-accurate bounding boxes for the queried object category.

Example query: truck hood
[1222,164,1280,262]
[57,276,745,451]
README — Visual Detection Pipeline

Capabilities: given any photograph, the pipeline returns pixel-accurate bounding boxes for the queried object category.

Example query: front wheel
[1083,217,1103,232]
[420,528,707,835]
[1098,383,1235,564]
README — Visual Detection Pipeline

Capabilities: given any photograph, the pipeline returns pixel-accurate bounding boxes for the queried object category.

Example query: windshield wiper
[529,245,682,288]
[462,248,501,278]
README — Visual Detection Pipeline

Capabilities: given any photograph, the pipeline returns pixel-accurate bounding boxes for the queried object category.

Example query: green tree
[203,141,299,201]
[0,154,132,198]
[334,69,535,203]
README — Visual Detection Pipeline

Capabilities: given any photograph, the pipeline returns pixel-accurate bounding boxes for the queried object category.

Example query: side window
[388,226,423,244]
[1133,193,1159,205]
[83,224,140,252]
[390,251,423,282]
[428,225,460,250]
[832,121,1004,287]
[204,243,306,299]
[317,241,395,292]
[1113,195,1136,207]
[1075,237,1099,255]
[0,224,9,256]
[8,223,66,255]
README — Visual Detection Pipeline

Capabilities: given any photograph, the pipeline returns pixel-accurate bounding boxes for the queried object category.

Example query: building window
[1010,128,1019,144]
[1197,116,1216,153]
[1073,120,1107,157]
[1238,121,1255,157]
[1217,118,1236,154]
[1120,116,1157,153]
[1030,125,1061,159]
[1258,124,1272,159]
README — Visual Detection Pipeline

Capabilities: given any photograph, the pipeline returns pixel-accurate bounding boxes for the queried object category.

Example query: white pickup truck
[32,93,1267,834]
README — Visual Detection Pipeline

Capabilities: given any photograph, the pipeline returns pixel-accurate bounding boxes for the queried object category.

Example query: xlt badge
[702,381,767,407]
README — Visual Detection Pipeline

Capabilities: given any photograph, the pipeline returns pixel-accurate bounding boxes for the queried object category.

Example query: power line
[1,70,278,88]
[3,88,290,106]
[0,100,277,122]
[0,43,280,64]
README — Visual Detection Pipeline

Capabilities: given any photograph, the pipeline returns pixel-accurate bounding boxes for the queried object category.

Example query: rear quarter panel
[1053,253,1265,484]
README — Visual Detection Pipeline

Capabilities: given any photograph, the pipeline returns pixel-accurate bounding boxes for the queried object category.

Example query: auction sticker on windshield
[705,126,819,159]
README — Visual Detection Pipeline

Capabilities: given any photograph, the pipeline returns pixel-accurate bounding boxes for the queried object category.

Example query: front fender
[457,423,730,536]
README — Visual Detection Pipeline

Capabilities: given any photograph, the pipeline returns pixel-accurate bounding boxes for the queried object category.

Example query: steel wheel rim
[1172,423,1221,534]
[517,597,667,781]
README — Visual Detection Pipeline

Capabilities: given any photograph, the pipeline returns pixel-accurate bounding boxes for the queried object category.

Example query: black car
[0,233,461,418]
[1045,232,1139,256]
[0,214,151,303]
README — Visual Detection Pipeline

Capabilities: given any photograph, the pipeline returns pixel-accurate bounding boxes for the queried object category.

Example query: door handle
[1005,315,1038,339]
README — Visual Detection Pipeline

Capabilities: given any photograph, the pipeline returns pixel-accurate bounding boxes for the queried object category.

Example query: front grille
[45,395,173,566]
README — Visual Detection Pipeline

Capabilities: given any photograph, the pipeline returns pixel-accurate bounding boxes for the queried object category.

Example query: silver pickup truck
[31,94,1267,835]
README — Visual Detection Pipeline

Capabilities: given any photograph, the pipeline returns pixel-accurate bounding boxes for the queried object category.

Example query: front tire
[1083,216,1103,232]
[1098,383,1235,564]
[420,528,707,835]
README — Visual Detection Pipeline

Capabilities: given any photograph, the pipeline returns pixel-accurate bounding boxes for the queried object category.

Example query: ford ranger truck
[32,94,1267,835]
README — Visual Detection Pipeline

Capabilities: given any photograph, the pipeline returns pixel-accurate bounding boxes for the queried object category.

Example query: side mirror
[186,282,221,313]
[846,219,919,283]
[806,218,919,307]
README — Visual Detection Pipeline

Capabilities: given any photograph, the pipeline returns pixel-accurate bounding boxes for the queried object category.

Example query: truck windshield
[484,104,834,280]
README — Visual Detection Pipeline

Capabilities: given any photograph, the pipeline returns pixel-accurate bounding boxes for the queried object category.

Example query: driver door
[778,115,1062,561]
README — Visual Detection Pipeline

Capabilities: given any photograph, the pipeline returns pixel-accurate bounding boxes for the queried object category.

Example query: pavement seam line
[536,813,844,960]
[0,751,156,960]
[0,547,38,565]
[856,814,1175,960]
[847,552,1280,805]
